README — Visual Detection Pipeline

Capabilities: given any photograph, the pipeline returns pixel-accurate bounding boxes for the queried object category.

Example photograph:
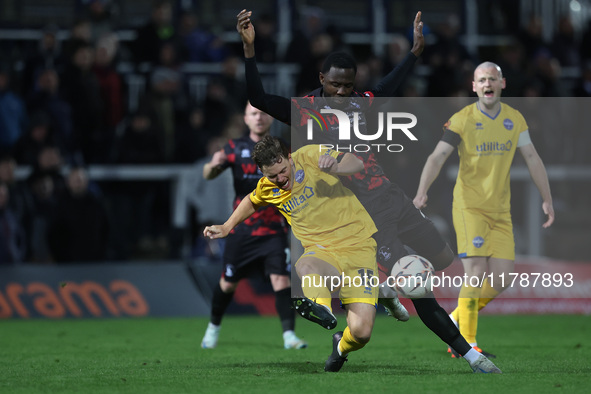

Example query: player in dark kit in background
[236,9,501,373]
[201,102,306,350]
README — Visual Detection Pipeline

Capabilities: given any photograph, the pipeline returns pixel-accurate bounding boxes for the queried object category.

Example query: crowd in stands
[1,0,591,264]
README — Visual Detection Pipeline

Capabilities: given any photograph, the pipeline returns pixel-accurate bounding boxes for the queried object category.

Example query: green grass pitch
[1,314,589,393]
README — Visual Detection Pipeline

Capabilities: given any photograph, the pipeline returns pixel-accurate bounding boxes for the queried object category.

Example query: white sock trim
[464,348,480,364]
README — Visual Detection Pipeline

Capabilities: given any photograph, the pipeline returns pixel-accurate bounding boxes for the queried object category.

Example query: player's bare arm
[237,9,255,58]
[203,194,258,239]
[413,140,454,209]
[318,152,364,175]
[203,149,228,179]
[410,11,425,57]
[519,143,555,228]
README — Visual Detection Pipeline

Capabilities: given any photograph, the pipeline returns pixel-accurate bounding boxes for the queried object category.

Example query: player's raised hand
[236,9,255,46]
[410,11,424,57]
[211,149,227,167]
[318,154,337,172]
[203,224,230,239]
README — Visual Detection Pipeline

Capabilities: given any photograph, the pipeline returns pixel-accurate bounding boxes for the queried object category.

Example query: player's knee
[350,327,372,345]
[349,320,373,344]
[219,278,238,293]
[430,244,454,271]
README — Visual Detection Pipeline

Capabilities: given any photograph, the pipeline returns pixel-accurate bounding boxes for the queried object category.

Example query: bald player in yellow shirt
[204,136,380,373]
[413,62,555,357]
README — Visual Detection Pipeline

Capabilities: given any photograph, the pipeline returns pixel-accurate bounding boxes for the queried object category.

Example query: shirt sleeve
[368,52,418,97]
[245,57,292,124]
[249,180,268,207]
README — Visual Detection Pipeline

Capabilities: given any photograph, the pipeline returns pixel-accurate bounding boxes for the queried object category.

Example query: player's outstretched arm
[519,143,555,228]
[318,153,364,175]
[413,140,454,209]
[203,194,258,239]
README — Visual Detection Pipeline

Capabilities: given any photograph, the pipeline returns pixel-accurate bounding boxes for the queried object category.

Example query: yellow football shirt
[446,102,528,212]
[249,145,376,249]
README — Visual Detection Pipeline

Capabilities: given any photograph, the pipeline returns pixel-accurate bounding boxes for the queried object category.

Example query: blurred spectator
[551,16,580,68]
[92,33,125,161]
[284,6,326,64]
[253,13,277,63]
[13,113,58,166]
[175,106,213,163]
[22,24,64,98]
[424,13,474,97]
[36,144,68,198]
[496,44,528,96]
[0,182,26,264]
[48,166,109,263]
[518,15,547,60]
[0,154,28,223]
[218,55,247,111]
[0,65,27,153]
[22,168,62,263]
[114,111,163,164]
[62,18,94,65]
[26,68,74,156]
[60,43,105,163]
[531,49,564,97]
[295,33,334,95]
[580,20,591,62]
[83,0,116,43]
[139,42,189,163]
[179,10,228,63]
[111,110,164,259]
[202,78,237,137]
[572,60,591,97]
[132,0,177,65]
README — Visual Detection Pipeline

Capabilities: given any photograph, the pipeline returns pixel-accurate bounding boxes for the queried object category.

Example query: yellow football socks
[457,283,480,344]
[338,326,366,356]
[478,278,500,310]
[301,274,332,312]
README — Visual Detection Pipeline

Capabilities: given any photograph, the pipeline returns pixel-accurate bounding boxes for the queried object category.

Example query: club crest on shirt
[503,119,514,130]
[241,149,250,158]
[378,246,392,262]
[295,169,305,183]
[225,265,235,277]
[472,236,484,248]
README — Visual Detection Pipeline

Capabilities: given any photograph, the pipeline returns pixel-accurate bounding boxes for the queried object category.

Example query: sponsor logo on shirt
[475,122,483,130]
[272,188,281,197]
[280,186,314,213]
[475,140,512,154]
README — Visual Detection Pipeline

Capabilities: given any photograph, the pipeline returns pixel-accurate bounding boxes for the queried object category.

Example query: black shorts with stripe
[221,233,289,283]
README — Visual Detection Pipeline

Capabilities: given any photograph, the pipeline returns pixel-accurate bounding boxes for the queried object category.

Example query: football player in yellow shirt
[413,62,555,357]
[205,136,379,372]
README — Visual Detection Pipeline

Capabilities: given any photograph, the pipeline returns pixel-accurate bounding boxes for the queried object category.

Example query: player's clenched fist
[203,225,229,239]
[318,154,337,172]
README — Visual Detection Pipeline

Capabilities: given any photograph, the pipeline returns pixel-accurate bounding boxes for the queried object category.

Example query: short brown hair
[252,135,289,169]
